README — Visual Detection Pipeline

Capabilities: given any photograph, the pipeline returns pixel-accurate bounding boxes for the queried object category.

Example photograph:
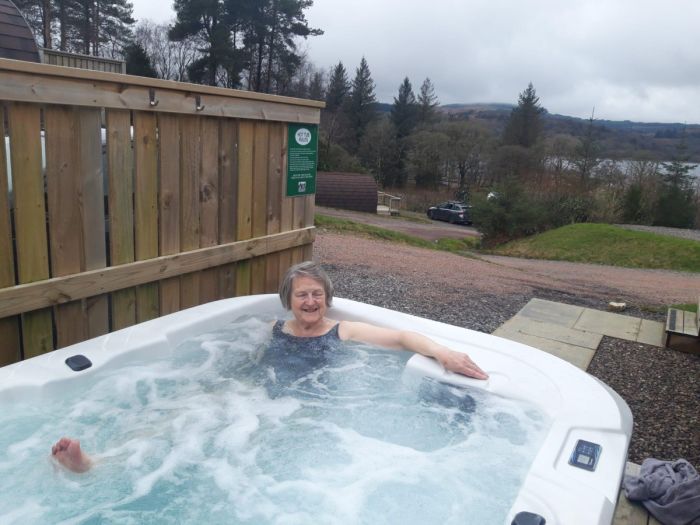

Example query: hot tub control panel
[568,439,602,471]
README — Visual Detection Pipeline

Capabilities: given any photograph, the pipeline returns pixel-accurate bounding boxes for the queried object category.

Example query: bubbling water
[0,316,550,524]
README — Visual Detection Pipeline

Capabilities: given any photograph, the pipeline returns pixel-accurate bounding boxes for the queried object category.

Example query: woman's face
[290,276,327,326]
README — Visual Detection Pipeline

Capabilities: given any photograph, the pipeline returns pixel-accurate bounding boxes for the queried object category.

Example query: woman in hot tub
[268,260,486,380]
[52,261,487,472]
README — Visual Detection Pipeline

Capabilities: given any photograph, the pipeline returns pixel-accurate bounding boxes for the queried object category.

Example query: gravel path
[317,206,481,241]
[615,224,700,242]
[587,338,699,466]
[314,231,700,467]
[316,232,700,309]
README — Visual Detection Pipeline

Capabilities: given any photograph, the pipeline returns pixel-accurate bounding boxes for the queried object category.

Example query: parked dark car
[426,201,472,225]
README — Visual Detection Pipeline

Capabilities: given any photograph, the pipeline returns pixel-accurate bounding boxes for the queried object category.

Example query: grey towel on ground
[623,458,700,525]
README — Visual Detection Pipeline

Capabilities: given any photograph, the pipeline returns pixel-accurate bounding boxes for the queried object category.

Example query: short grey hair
[279,261,334,310]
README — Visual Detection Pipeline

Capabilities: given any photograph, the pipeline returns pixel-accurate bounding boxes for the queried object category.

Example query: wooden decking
[612,463,662,525]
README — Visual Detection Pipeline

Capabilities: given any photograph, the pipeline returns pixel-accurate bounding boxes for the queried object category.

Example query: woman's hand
[435,349,488,380]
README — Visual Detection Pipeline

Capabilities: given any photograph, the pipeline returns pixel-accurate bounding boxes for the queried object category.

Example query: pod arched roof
[0,0,40,62]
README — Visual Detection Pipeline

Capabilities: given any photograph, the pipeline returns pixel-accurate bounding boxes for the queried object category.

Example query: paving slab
[613,463,662,525]
[499,316,603,349]
[636,319,665,347]
[495,299,667,371]
[518,298,585,328]
[492,327,596,370]
[574,309,642,341]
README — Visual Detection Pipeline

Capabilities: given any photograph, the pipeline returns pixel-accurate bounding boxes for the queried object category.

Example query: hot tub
[0,295,632,524]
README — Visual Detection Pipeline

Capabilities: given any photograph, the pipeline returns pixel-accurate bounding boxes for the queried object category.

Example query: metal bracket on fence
[148,88,159,107]
[195,95,205,112]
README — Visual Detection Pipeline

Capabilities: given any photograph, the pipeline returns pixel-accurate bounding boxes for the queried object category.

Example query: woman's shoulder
[337,320,371,340]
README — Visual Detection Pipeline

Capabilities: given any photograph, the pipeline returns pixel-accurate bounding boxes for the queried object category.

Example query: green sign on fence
[286,124,318,197]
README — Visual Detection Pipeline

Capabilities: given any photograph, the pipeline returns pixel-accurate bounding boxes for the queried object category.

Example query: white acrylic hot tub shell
[0,295,632,525]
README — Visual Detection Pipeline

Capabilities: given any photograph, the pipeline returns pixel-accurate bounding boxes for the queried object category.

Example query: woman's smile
[290,276,328,328]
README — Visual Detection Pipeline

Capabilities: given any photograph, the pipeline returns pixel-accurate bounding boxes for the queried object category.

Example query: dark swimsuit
[262,321,473,417]
[271,320,341,349]
[259,320,342,397]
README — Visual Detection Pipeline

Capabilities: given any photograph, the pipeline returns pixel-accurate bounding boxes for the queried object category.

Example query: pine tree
[123,41,157,77]
[308,71,324,101]
[15,0,133,55]
[346,57,376,152]
[244,0,322,94]
[417,77,439,124]
[69,0,134,55]
[358,119,401,187]
[662,133,695,189]
[390,77,418,138]
[573,113,601,189]
[96,0,135,56]
[170,0,248,86]
[503,82,546,148]
[654,131,697,227]
[325,62,350,112]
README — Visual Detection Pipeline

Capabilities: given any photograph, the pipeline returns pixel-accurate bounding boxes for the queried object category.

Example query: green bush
[621,183,646,224]
[317,141,365,173]
[471,180,548,245]
[543,194,593,226]
[654,184,697,228]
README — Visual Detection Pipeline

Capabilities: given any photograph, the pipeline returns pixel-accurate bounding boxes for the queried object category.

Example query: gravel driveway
[314,230,700,467]
[316,206,481,241]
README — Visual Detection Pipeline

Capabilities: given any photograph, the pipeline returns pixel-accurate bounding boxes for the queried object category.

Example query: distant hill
[441,102,515,113]
[437,103,700,162]
[370,101,700,161]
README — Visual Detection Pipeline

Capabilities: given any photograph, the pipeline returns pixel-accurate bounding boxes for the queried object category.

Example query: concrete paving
[492,298,666,370]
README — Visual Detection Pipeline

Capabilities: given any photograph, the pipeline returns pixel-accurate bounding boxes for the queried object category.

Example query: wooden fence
[39,48,126,73]
[0,58,322,366]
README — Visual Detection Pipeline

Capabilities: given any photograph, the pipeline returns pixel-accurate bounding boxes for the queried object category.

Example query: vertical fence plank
[158,113,181,314]
[218,119,238,299]
[78,108,109,337]
[0,106,20,365]
[106,109,136,329]
[133,111,160,321]
[235,120,254,296]
[292,195,306,265]
[265,123,283,292]
[45,106,87,347]
[7,102,53,358]
[199,117,220,304]
[251,122,269,294]
[292,189,306,230]
[278,126,293,279]
[180,115,201,308]
[303,193,315,261]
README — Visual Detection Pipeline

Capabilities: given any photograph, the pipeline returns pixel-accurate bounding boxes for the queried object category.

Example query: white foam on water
[0,315,550,524]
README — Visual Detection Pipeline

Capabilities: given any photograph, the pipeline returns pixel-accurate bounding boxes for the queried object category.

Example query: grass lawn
[387,210,433,224]
[315,214,478,253]
[491,223,700,273]
[672,303,698,312]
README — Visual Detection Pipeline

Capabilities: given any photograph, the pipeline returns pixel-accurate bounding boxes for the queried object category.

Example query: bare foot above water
[51,437,92,473]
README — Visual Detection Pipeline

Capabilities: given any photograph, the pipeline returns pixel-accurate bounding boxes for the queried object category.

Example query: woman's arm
[339,321,488,380]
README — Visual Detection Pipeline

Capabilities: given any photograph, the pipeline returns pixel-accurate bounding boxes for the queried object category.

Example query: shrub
[654,184,697,228]
[471,180,548,246]
[317,141,364,173]
[543,194,593,226]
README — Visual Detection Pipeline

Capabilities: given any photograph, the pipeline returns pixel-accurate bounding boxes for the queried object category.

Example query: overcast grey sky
[131,0,700,124]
